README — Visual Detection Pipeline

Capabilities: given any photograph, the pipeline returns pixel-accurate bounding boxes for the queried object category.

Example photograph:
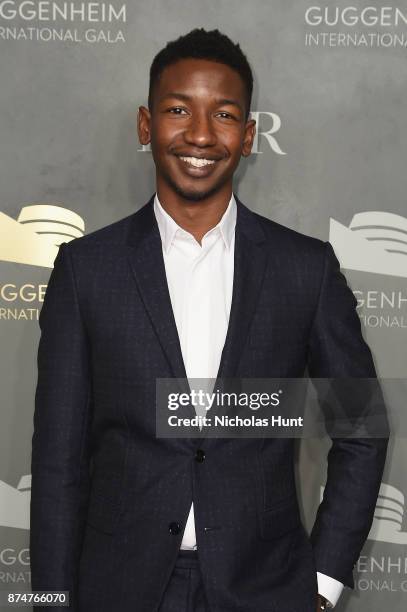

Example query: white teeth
[179,156,216,168]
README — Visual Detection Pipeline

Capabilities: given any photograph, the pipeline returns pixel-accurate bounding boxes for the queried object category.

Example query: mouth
[178,155,217,168]
[173,153,223,178]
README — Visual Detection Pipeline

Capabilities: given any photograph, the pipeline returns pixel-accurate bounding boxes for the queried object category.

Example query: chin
[176,188,214,202]
[170,178,227,203]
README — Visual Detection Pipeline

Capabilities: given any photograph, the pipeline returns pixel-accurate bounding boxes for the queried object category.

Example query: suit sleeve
[308,241,389,589]
[30,241,93,611]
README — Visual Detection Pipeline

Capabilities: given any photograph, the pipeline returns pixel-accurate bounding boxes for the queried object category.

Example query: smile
[179,156,216,168]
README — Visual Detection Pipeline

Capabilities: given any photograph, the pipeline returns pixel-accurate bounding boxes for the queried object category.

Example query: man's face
[138,58,256,202]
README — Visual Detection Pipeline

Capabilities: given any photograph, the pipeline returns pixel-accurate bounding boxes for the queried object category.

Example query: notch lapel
[216,198,269,380]
[196,198,269,444]
[126,197,188,386]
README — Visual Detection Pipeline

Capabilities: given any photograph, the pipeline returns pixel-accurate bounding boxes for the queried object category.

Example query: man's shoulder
[242,203,327,258]
[62,200,151,254]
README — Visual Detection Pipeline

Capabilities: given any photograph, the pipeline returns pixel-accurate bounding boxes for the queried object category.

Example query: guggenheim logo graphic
[0,474,31,531]
[329,211,407,278]
[0,204,85,268]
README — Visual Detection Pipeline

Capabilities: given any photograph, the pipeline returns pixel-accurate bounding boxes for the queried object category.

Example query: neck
[156,181,233,245]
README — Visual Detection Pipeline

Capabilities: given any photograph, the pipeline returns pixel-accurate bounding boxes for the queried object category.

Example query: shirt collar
[153,192,237,254]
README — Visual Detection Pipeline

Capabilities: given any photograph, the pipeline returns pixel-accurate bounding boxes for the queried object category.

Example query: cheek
[151,121,180,147]
[227,143,245,166]
[221,130,245,156]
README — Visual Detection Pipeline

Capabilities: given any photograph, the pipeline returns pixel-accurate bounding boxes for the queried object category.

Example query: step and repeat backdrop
[0,1,406,610]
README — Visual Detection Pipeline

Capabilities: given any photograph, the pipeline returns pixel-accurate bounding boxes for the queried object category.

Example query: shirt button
[168,522,181,535]
[195,449,205,463]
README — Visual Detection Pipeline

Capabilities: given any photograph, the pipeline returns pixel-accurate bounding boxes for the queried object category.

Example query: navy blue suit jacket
[30,196,388,611]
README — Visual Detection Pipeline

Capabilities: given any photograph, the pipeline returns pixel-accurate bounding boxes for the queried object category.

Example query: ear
[242,118,256,157]
[137,105,151,145]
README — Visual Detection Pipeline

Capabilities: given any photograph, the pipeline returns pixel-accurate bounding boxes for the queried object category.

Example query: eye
[216,111,236,120]
[168,107,188,115]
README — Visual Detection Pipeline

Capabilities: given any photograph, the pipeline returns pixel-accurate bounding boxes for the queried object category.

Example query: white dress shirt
[153,192,343,607]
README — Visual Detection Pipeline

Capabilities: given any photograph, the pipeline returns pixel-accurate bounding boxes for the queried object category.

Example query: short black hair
[148,28,253,118]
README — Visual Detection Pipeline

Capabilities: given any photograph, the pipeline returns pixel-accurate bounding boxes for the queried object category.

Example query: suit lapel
[126,197,188,385]
[216,197,268,380]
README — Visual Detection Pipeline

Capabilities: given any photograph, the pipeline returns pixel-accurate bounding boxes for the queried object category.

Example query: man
[30,29,388,612]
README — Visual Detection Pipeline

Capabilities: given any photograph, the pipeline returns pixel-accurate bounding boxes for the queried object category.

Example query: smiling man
[138,36,256,241]
[30,29,388,612]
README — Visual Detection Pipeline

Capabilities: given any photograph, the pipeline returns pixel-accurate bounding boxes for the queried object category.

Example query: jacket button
[168,522,181,535]
[195,449,205,463]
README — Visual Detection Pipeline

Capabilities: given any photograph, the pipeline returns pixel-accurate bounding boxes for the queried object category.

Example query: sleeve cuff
[317,572,344,607]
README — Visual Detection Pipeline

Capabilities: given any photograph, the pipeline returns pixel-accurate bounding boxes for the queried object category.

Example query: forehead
[154,58,246,102]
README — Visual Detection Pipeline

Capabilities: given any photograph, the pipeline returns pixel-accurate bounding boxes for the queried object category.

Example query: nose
[183,111,217,147]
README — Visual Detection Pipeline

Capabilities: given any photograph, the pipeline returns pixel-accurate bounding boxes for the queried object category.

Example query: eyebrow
[160,92,242,110]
